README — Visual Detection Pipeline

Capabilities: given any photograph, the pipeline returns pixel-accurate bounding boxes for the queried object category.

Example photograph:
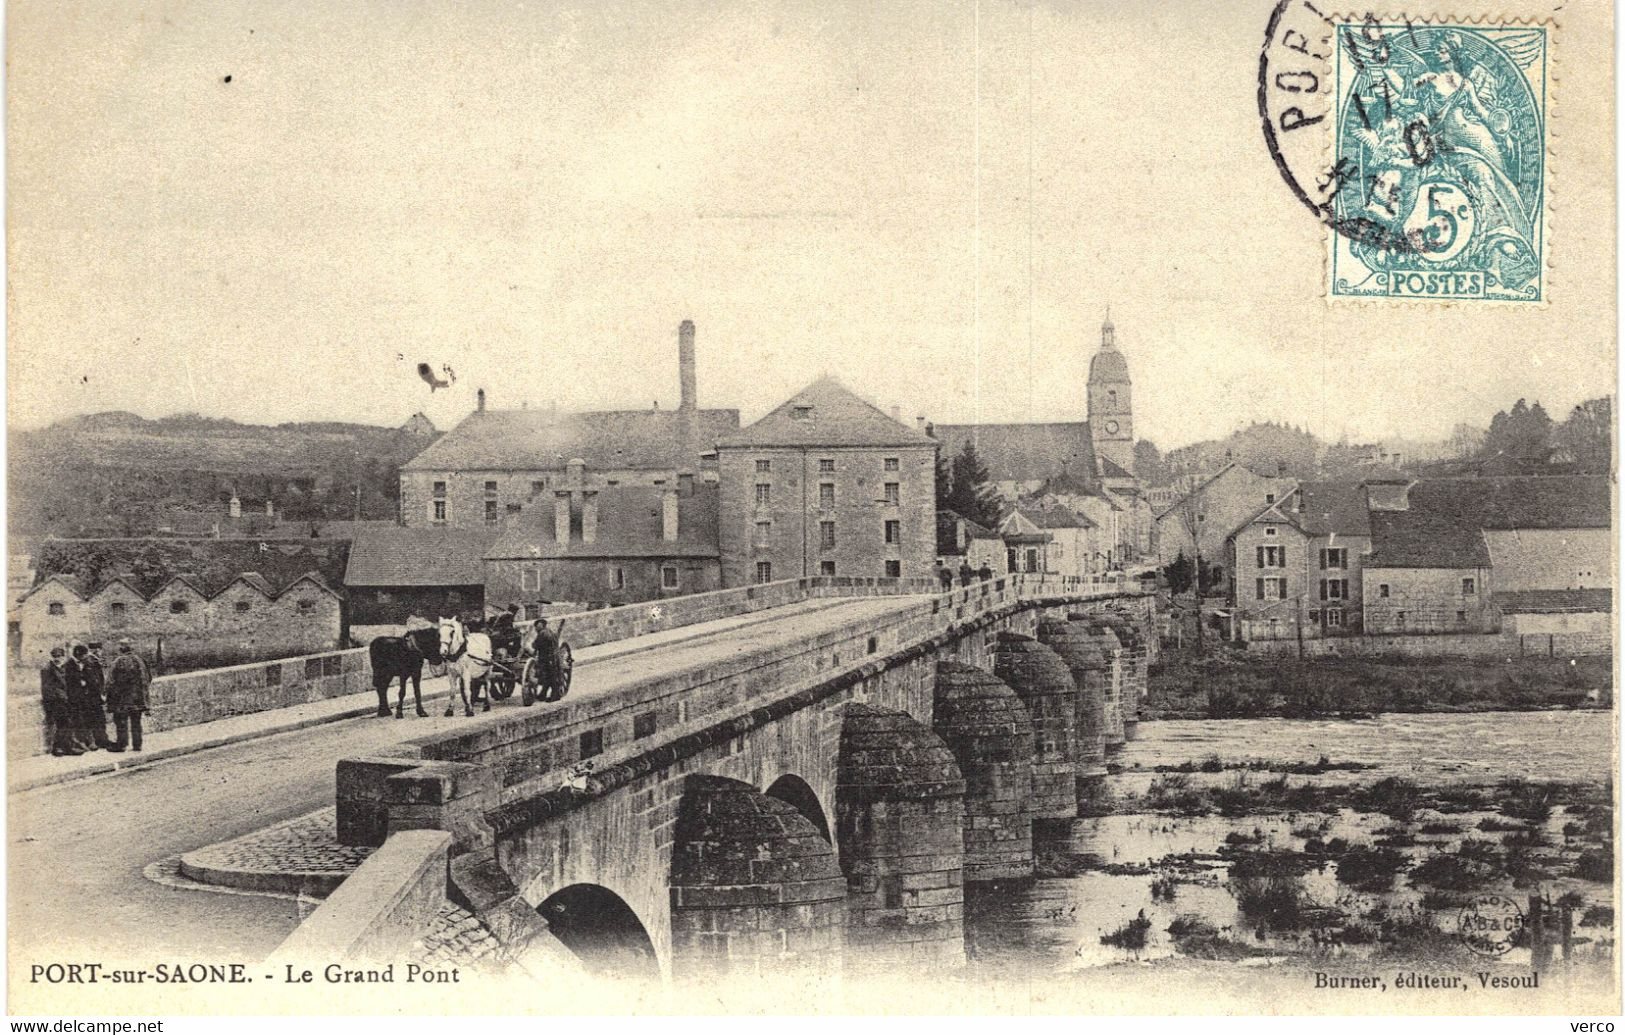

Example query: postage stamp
[1327,18,1549,303]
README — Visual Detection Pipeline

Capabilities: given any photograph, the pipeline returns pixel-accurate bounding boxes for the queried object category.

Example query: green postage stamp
[1328,19,1548,302]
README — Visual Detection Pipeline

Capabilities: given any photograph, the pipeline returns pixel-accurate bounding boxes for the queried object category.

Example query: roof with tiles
[717,377,935,449]
[932,422,1097,487]
[402,406,740,472]
[29,539,350,600]
[1365,477,1610,569]
[343,527,500,587]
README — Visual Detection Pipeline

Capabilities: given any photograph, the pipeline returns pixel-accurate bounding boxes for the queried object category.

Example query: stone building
[484,483,721,609]
[715,377,938,585]
[1225,480,1372,640]
[397,321,739,530]
[17,569,342,669]
[935,510,1005,575]
[1156,460,1298,574]
[342,527,499,631]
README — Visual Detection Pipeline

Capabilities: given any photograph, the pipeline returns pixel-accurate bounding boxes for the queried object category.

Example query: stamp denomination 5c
[1329,18,1549,303]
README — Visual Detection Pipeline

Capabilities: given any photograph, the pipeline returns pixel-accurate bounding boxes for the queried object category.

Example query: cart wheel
[489,674,514,700]
[520,658,537,707]
[553,642,574,701]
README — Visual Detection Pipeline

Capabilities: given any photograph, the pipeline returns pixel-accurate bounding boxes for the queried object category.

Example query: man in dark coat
[978,563,994,582]
[74,644,114,750]
[107,639,150,753]
[63,647,96,752]
[527,616,562,704]
[40,648,81,756]
[958,561,974,587]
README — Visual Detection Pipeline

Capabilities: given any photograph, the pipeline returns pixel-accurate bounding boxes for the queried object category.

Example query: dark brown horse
[368,626,442,718]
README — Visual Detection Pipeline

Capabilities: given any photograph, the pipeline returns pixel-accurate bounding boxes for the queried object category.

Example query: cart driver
[531,615,561,687]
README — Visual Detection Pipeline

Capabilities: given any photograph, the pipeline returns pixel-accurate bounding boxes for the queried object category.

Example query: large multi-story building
[715,377,938,586]
[1225,480,1373,640]
[397,322,739,530]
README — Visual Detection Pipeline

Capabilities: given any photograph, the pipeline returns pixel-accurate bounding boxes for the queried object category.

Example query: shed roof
[343,527,499,587]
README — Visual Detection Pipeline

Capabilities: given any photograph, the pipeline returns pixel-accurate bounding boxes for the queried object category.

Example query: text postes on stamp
[1329,19,1548,303]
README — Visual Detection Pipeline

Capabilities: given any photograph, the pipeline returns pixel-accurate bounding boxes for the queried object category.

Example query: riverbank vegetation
[1146,650,1611,719]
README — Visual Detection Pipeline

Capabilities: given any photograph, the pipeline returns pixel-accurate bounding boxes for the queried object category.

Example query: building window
[432,500,448,523]
[755,561,773,584]
[1255,577,1287,601]
[1396,612,1407,629]
[884,519,901,545]
[376,590,393,603]
[1320,548,1347,569]
[1266,493,1275,504]
[755,459,772,474]
[109,602,126,623]
[754,521,771,548]
[1319,578,1348,601]
[47,602,65,616]
[820,560,836,576]
[170,600,190,614]
[298,600,316,614]
[884,482,900,506]
[485,500,498,523]
[792,406,813,421]
[819,458,835,474]
[1256,545,1286,568]
[235,601,252,613]
[1024,548,1038,573]
[1265,526,1277,536]
[661,566,679,590]
[1457,610,1468,624]
[1326,609,1344,628]
[755,483,771,506]
[885,457,900,472]
[820,521,836,550]
[610,567,625,589]
[433,480,447,497]
[531,480,545,493]
[484,480,498,494]
[885,560,902,578]
[1461,577,1476,594]
[819,483,835,510]
[520,569,539,591]
[1379,583,1390,598]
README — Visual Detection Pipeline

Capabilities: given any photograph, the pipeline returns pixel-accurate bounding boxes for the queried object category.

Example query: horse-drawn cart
[479,618,573,705]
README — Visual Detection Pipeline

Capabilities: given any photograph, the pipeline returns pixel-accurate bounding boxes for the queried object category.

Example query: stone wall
[1245,618,1612,658]
[1483,528,1613,592]
[483,556,721,612]
[1362,566,1498,635]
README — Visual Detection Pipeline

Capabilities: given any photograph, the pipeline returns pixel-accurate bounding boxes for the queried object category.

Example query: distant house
[484,483,721,608]
[1363,476,1611,636]
[400,412,438,437]
[936,510,1004,576]
[1226,480,1373,640]
[995,510,1052,575]
[1156,461,1297,577]
[17,568,342,670]
[1010,500,1102,578]
[343,527,499,629]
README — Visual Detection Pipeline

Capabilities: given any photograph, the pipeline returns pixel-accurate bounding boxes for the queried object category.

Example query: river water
[964,711,1616,980]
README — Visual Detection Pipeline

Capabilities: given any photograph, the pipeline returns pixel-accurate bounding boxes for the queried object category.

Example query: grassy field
[1146,648,1612,719]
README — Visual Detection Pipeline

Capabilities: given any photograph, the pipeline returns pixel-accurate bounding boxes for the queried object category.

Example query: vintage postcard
[5,0,1617,1020]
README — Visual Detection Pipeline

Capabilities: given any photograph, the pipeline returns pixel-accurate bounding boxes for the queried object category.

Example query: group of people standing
[39,639,151,757]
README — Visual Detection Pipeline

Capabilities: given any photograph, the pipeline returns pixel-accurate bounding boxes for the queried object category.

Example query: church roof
[932,421,1098,487]
[1099,456,1134,480]
[718,376,935,449]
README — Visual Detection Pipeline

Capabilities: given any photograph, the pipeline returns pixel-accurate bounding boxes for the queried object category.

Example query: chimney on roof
[678,320,697,471]
[477,388,486,412]
[916,417,926,431]
[891,405,901,423]
[553,492,571,544]
[566,458,586,488]
[582,491,599,544]
[662,488,679,542]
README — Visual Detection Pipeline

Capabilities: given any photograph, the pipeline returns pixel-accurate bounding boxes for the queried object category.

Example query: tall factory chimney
[677,320,697,474]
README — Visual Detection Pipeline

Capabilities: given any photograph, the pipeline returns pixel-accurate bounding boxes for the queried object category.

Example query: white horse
[438,616,494,717]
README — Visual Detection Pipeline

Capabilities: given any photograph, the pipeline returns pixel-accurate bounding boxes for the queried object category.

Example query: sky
[6,0,1614,452]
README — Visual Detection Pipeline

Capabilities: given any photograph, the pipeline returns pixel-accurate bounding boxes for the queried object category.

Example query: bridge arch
[763,773,832,843]
[536,883,660,980]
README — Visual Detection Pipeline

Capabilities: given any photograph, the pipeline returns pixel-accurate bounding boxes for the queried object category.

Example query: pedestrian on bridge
[107,639,151,753]
[73,644,115,751]
[40,648,81,757]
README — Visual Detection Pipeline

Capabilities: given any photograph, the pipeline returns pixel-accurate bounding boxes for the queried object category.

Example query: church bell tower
[1087,311,1134,478]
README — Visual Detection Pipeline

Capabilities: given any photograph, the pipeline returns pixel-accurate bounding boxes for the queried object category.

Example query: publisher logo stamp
[1457,894,1525,956]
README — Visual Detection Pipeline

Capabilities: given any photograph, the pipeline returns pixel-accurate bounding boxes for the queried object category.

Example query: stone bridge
[322,575,1156,982]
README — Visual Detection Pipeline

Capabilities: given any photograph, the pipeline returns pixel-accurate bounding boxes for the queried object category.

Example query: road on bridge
[6,594,929,976]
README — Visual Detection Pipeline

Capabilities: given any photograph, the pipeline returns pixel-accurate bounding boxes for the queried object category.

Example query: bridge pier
[1100,614,1147,741]
[990,632,1079,827]
[1035,619,1109,806]
[1073,617,1127,755]
[668,775,846,981]
[932,662,1035,882]
[835,704,966,968]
